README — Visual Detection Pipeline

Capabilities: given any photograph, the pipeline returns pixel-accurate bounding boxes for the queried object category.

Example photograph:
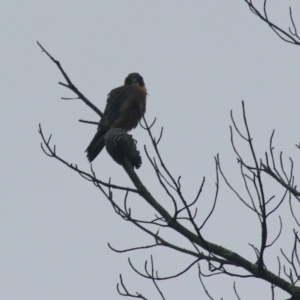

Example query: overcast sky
[1,1,300,299]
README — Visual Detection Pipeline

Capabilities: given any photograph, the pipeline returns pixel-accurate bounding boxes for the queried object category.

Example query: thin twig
[37,41,104,118]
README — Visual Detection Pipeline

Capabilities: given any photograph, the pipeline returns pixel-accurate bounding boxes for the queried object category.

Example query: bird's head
[124,73,145,87]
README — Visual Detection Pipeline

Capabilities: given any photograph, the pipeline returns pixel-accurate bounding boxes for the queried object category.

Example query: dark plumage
[105,128,142,169]
[85,73,147,162]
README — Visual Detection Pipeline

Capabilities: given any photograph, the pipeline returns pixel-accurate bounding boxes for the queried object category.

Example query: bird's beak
[131,79,139,86]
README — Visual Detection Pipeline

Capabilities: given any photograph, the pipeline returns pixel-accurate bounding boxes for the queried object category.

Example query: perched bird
[105,128,142,169]
[86,73,147,162]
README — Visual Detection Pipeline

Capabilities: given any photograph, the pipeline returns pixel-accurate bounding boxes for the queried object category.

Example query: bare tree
[37,3,300,299]
[243,0,300,46]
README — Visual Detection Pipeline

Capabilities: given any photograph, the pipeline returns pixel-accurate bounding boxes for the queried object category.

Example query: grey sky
[1,1,300,299]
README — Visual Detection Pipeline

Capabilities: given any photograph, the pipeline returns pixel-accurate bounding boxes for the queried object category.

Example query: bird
[105,128,142,169]
[85,73,147,162]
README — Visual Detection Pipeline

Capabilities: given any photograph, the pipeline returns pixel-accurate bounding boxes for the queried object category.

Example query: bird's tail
[85,128,107,162]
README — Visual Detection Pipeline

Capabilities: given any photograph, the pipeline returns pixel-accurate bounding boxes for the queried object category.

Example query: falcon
[86,73,147,162]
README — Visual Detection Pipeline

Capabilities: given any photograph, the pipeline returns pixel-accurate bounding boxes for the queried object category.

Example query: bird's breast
[112,86,147,131]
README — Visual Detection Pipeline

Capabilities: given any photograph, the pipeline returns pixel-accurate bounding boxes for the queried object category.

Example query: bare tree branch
[37,41,105,118]
[243,1,300,45]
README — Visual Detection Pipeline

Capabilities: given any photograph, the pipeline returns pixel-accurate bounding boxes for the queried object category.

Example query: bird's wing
[100,85,134,126]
